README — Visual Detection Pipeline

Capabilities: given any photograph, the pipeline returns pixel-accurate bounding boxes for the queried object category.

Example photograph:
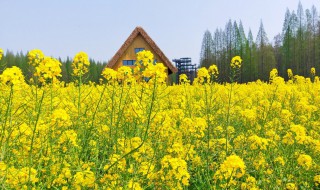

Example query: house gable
[106,26,177,74]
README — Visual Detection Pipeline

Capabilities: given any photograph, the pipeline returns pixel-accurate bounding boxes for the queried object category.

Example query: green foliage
[0,51,107,84]
[200,2,319,83]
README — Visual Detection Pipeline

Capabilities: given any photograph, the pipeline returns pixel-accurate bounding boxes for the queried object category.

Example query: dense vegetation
[0,50,319,189]
[0,50,107,84]
[200,2,320,82]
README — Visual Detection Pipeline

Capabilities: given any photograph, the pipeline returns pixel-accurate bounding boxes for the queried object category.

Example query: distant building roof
[106,26,177,74]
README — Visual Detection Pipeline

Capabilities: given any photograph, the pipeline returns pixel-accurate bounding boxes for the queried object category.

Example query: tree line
[0,50,107,84]
[200,2,319,82]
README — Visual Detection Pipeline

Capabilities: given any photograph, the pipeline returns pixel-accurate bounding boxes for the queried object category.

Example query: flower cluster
[27,49,45,66]
[0,51,320,189]
[194,67,210,84]
[213,155,246,188]
[0,48,3,60]
[179,74,190,84]
[311,67,316,76]
[230,55,242,69]
[27,49,62,84]
[0,66,25,85]
[208,64,219,80]
[269,68,278,83]
[287,69,293,80]
[102,50,167,84]
[136,50,154,67]
[72,51,90,76]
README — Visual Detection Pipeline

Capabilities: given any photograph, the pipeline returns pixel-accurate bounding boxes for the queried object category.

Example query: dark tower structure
[172,57,197,84]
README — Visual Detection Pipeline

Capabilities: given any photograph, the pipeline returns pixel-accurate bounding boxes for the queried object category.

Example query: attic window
[135,48,145,54]
[123,60,135,66]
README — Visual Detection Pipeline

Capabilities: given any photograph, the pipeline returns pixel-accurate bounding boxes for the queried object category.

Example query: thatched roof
[106,26,178,74]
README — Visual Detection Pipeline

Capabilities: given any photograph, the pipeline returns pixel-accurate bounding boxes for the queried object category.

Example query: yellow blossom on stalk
[35,56,62,84]
[51,108,72,127]
[6,167,39,188]
[102,68,117,82]
[208,64,219,79]
[230,55,242,69]
[195,67,210,84]
[104,154,126,171]
[0,161,6,176]
[117,66,133,83]
[179,74,189,84]
[73,169,96,188]
[160,155,190,188]
[28,49,45,66]
[311,67,316,76]
[297,154,312,170]
[127,179,143,190]
[274,156,285,166]
[213,154,246,181]
[248,135,269,150]
[142,63,167,83]
[314,175,320,187]
[58,130,78,147]
[72,51,90,76]
[0,48,3,60]
[136,50,154,67]
[287,69,293,80]
[269,68,278,83]
[241,176,257,190]
[0,66,25,85]
[285,183,297,190]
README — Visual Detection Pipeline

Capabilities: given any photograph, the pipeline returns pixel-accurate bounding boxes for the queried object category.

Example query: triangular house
[106,26,177,75]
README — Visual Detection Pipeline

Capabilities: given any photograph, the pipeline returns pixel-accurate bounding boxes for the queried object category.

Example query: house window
[135,48,145,54]
[123,60,135,66]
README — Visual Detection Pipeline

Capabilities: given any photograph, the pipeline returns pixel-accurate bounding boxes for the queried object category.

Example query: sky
[0,0,319,65]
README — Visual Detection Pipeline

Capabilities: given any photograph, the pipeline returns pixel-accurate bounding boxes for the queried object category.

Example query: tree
[200,30,214,68]
[256,20,269,79]
[296,1,306,75]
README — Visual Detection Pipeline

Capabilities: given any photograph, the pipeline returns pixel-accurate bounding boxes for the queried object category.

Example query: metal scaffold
[172,57,197,84]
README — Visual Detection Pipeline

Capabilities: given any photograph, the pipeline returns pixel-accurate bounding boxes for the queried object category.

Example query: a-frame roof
[106,26,178,74]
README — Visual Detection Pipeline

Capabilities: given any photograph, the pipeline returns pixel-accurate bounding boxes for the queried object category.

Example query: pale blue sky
[0,0,319,64]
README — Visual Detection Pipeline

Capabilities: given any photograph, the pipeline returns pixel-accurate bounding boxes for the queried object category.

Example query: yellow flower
[230,55,242,69]
[285,183,297,190]
[104,154,126,171]
[127,179,143,190]
[35,56,62,84]
[102,68,117,82]
[0,161,6,177]
[142,63,167,83]
[269,68,278,83]
[314,175,320,187]
[0,48,3,60]
[58,130,78,147]
[274,156,285,166]
[287,69,293,79]
[28,49,45,66]
[311,67,316,76]
[136,50,154,67]
[72,51,90,76]
[73,169,96,188]
[297,154,312,170]
[208,64,219,78]
[0,66,25,85]
[214,154,246,180]
[195,67,210,84]
[117,66,133,83]
[179,74,189,84]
